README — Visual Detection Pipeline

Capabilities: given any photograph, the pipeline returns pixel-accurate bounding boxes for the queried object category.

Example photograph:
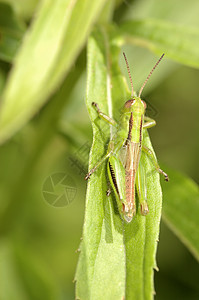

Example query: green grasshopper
[85,52,168,223]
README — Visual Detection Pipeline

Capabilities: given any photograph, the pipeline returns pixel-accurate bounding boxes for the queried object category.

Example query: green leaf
[0,0,108,144]
[75,26,162,300]
[161,166,199,261]
[75,27,126,300]
[119,19,199,68]
[0,2,25,62]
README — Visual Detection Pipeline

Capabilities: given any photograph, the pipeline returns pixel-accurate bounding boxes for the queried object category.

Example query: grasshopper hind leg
[136,161,149,216]
[142,145,169,181]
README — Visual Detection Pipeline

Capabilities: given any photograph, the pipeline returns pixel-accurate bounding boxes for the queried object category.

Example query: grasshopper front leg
[143,116,156,129]
[85,103,118,180]
[92,102,118,127]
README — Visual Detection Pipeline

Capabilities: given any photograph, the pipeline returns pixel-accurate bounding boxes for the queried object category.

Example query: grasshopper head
[123,98,146,115]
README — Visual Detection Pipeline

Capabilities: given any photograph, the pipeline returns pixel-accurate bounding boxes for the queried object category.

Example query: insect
[85,52,168,223]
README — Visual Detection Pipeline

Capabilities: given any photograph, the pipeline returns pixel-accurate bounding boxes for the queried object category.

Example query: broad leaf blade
[161,167,199,261]
[0,0,108,144]
[75,28,126,300]
[75,26,163,300]
[119,19,199,68]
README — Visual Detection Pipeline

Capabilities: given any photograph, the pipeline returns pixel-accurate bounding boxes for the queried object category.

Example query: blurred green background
[0,0,199,299]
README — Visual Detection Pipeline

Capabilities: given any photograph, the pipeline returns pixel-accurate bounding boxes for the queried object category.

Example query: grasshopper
[85,52,168,223]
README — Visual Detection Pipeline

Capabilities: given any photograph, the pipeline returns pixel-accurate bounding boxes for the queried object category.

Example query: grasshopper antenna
[138,53,165,98]
[123,52,134,98]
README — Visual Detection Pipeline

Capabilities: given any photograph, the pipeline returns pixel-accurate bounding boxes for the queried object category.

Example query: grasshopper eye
[124,99,135,108]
